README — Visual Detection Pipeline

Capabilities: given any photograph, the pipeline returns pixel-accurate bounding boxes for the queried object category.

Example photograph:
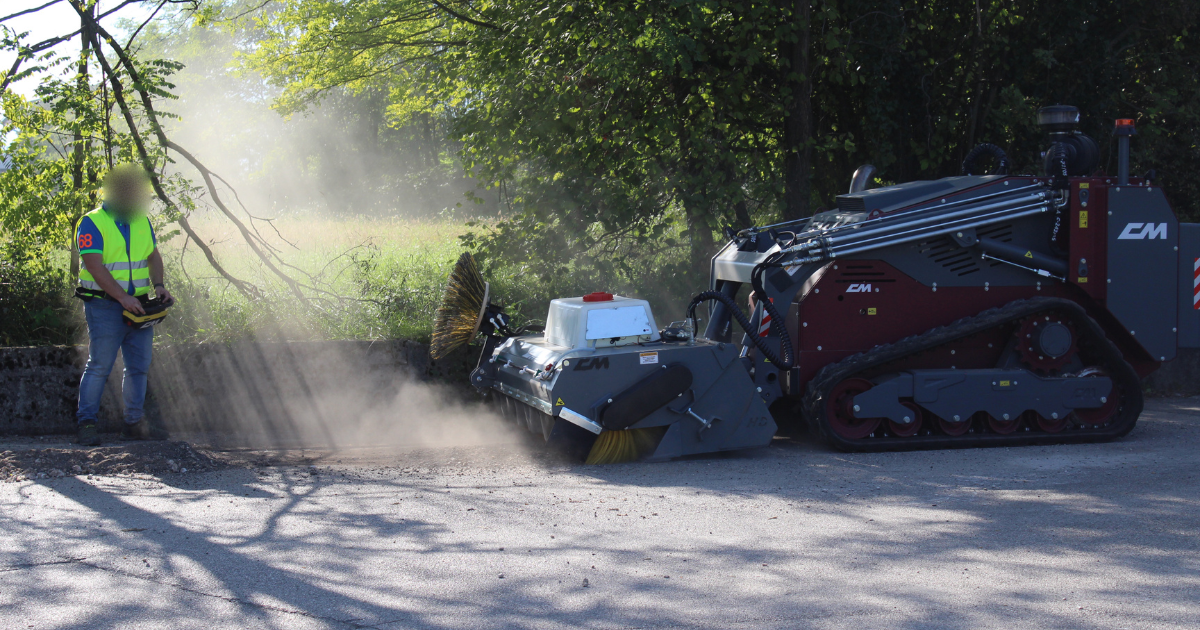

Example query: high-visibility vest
[78,208,155,297]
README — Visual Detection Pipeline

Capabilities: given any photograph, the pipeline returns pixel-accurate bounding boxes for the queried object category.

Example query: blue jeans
[77,298,154,425]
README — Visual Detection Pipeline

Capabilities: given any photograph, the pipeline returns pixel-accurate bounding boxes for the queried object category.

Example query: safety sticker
[639,351,659,365]
[1193,258,1199,310]
[556,397,565,406]
[1079,210,1088,228]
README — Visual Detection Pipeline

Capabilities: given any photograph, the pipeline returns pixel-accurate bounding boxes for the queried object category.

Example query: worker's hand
[118,294,145,315]
[155,285,173,304]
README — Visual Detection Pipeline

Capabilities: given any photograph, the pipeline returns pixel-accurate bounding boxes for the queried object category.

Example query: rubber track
[801,297,1143,452]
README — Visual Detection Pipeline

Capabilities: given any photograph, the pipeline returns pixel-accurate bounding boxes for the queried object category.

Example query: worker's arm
[81,253,145,315]
[147,249,173,303]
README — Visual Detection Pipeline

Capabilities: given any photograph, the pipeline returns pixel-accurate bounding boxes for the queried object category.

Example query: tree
[251,1,824,293]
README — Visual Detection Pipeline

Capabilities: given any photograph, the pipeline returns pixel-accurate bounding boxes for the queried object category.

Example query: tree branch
[0,55,22,94]
[73,0,328,304]
[75,1,318,303]
[72,2,259,300]
[165,139,309,301]
[429,0,501,30]
[124,0,168,49]
[0,0,63,24]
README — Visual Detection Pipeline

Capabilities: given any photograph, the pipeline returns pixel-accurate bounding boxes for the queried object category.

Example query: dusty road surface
[2,399,1199,630]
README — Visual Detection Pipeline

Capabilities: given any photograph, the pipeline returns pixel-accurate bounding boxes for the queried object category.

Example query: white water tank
[543,293,659,350]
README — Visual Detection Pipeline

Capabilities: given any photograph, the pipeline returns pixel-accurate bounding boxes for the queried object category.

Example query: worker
[74,164,173,446]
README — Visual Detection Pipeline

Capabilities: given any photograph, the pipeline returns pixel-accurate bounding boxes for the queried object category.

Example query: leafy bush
[0,244,78,346]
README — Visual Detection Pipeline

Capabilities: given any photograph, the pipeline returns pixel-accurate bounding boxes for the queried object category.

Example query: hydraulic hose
[961,143,1010,176]
[749,253,795,368]
[686,290,794,368]
[1048,142,1069,250]
[1048,141,1069,189]
[686,251,795,369]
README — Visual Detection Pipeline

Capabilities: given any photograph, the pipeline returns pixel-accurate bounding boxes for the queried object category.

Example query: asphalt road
[3,398,1199,630]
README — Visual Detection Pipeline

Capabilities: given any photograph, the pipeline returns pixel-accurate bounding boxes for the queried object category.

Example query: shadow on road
[1,399,1196,628]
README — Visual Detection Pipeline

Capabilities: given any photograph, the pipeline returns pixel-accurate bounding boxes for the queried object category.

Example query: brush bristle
[430,252,488,360]
[585,428,664,464]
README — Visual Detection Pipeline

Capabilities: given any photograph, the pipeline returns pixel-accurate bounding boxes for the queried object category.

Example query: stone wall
[1,346,113,434]
[0,339,477,438]
[1,342,1196,437]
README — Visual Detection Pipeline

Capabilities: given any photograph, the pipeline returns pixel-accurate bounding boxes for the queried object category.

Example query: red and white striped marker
[757,297,776,337]
[1193,258,1199,310]
[758,311,772,337]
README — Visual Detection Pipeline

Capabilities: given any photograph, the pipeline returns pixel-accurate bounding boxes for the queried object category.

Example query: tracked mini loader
[436,106,1200,461]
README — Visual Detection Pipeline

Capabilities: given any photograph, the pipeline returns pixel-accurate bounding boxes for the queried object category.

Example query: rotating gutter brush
[430,252,509,360]
[586,425,665,465]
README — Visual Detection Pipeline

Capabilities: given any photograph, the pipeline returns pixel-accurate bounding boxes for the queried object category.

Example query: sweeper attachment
[433,106,1200,462]
[432,272,776,463]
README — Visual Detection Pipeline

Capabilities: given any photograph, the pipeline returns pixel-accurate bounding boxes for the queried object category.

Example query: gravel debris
[0,438,226,481]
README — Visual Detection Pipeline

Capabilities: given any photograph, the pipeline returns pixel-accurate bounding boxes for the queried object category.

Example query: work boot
[121,419,169,441]
[77,422,101,447]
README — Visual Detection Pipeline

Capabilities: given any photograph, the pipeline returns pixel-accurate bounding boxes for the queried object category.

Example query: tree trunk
[69,5,93,281]
[680,157,716,283]
[685,200,715,282]
[780,0,812,222]
[734,199,753,231]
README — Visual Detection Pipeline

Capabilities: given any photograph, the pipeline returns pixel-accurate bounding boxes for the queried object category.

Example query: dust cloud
[145,337,526,454]
[148,17,489,221]
[113,18,521,457]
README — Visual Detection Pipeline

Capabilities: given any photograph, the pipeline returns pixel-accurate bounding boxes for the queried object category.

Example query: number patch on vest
[79,234,93,248]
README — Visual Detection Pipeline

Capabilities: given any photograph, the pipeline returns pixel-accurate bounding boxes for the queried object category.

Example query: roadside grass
[161,215,469,344]
[3,213,702,347]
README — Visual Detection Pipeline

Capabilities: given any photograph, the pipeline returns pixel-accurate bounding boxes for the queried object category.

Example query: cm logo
[573,357,610,371]
[1118,222,1168,240]
[846,283,873,293]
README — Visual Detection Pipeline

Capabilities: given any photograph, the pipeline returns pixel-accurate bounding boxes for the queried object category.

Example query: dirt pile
[0,439,227,481]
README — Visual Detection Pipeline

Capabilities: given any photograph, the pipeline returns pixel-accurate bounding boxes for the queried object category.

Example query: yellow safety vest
[78,208,155,297]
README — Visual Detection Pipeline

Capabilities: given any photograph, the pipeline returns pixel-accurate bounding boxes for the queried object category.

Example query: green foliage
[0,23,198,256]
[448,1,795,277]
[0,89,106,255]
[804,0,1200,219]
[139,7,480,217]
[0,242,78,346]
[248,0,1200,282]
[3,0,1199,348]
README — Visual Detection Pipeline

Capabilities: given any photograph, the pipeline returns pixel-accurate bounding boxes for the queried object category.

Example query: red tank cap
[582,292,614,302]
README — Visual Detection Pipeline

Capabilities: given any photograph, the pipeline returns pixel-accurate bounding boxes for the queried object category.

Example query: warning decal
[757,297,775,337]
[639,352,659,365]
[1194,258,1199,310]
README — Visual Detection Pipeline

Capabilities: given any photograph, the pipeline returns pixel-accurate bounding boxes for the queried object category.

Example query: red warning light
[582,292,615,302]
[1114,118,1135,127]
